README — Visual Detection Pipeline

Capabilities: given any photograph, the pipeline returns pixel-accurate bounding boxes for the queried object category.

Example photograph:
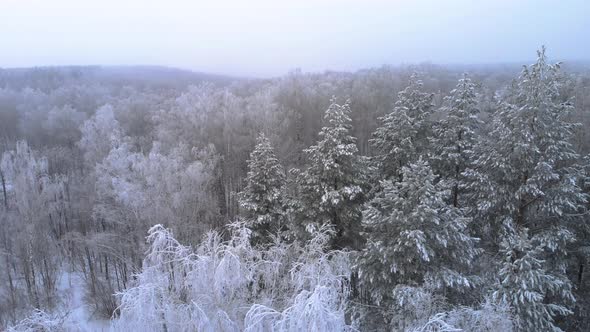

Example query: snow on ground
[57,272,112,332]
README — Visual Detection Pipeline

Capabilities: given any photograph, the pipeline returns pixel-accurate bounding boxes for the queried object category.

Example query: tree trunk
[0,168,7,209]
[30,263,40,308]
[85,246,97,296]
[515,171,529,228]
[5,254,16,320]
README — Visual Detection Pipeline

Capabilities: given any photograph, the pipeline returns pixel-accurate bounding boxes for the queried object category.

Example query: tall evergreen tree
[371,73,434,181]
[493,229,574,332]
[357,159,479,305]
[468,47,586,330]
[238,133,287,244]
[293,98,366,249]
[430,74,480,207]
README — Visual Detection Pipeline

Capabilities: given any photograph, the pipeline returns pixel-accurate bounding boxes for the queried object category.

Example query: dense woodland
[1,48,590,331]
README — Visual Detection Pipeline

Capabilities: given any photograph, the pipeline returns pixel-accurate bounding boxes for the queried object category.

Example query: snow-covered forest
[1,48,590,331]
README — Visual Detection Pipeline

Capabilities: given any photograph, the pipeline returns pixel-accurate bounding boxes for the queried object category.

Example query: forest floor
[57,272,112,331]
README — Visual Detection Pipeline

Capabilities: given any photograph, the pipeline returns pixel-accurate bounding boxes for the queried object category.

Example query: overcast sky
[1,0,589,77]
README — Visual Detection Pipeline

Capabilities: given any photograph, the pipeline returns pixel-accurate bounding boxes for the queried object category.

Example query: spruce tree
[294,98,366,249]
[238,133,287,244]
[430,74,480,207]
[357,158,479,305]
[371,73,434,181]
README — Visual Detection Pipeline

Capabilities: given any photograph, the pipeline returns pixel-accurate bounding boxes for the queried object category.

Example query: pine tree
[470,47,585,238]
[493,229,574,332]
[371,73,434,181]
[468,47,586,330]
[294,98,366,249]
[357,158,479,305]
[430,74,480,207]
[238,133,287,245]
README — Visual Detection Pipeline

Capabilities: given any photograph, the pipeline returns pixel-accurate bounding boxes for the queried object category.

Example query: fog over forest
[2,0,589,76]
[1,1,590,332]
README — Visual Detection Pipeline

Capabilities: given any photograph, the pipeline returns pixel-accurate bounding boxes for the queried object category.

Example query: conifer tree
[470,47,584,239]
[493,229,574,332]
[357,158,479,305]
[468,47,586,331]
[371,74,434,181]
[294,98,366,249]
[238,133,287,244]
[430,74,480,207]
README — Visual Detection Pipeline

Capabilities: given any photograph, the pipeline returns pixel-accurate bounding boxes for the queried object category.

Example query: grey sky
[1,0,589,77]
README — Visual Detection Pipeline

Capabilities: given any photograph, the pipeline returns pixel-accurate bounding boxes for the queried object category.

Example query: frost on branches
[371,73,434,181]
[408,297,514,332]
[430,74,481,208]
[113,223,354,331]
[493,229,573,331]
[7,310,67,332]
[466,47,586,331]
[238,133,288,245]
[0,141,66,311]
[356,158,480,329]
[293,98,367,249]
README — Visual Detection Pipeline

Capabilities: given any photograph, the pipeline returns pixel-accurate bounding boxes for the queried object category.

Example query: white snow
[57,272,112,332]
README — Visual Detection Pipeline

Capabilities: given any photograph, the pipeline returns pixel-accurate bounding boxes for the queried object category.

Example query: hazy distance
[1,0,589,77]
